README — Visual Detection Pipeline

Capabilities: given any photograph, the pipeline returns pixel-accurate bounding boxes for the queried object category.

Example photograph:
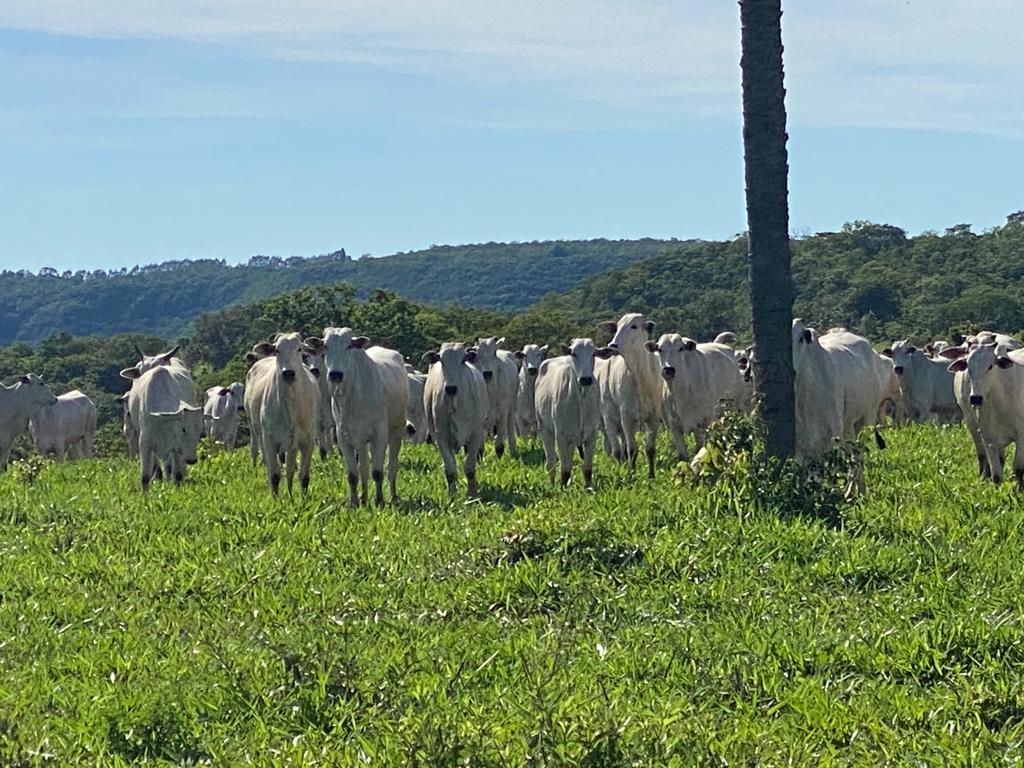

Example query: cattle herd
[2,314,1023,498]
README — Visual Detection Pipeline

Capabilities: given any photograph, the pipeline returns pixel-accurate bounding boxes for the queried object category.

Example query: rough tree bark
[739,0,796,457]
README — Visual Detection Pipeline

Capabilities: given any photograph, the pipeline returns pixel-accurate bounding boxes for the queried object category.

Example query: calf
[307,328,409,507]
[535,338,616,487]
[424,343,488,500]
[244,333,320,496]
[406,371,429,444]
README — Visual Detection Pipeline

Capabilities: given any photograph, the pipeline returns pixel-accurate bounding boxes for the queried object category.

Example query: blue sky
[1,0,1022,271]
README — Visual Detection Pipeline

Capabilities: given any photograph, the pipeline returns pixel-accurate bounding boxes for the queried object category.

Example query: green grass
[3,425,1024,765]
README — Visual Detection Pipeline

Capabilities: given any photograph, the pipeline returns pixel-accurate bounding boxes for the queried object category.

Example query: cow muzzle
[328,370,343,383]
[482,371,493,381]
[579,376,593,387]
[894,366,904,376]
[282,369,296,382]
[444,385,458,396]
[527,367,538,377]
[969,394,983,407]
[661,366,676,380]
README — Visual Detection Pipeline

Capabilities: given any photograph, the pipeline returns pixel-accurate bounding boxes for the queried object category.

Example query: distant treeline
[0,239,679,344]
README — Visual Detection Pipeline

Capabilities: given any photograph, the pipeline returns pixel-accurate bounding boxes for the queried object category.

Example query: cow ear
[644,340,658,352]
[19,375,31,384]
[219,387,231,396]
[939,345,967,360]
[802,329,813,344]
[598,320,618,334]
[514,350,525,360]
[997,356,1016,369]
[253,341,276,356]
[644,320,655,335]
[496,337,506,348]
[304,336,324,355]
[907,346,917,354]
[595,346,617,360]
[351,336,370,349]
[245,352,258,365]
[120,367,142,380]
[539,344,548,355]
[560,344,572,356]
[423,351,439,365]
[464,348,478,364]
[947,359,968,372]
[737,356,749,370]
[683,339,697,351]
[881,348,892,357]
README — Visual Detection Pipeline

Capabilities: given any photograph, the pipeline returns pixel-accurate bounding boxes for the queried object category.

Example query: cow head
[559,338,616,388]
[13,373,58,407]
[884,339,917,376]
[602,313,655,355]
[474,337,505,382]
[251,332,310,384]
[515,344,548,378]
[942,342,1015,407]
[427,342,478,397]
[307,327,370,386]
[229,381,245,411]
[645,333,696,382]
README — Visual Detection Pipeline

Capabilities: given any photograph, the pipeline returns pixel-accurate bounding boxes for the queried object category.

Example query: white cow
[30,390,97,460]
[424,343,489,500]
[882,340,959,424]
[473,337,519,457]
[120,362,203,491]
[943,342,1024,485]
[406,371,429,444]
[307,328,409,507]
[600,313,663,477]
[514,344,548,438]
[646,334,746,461]
[535,338,616,487]
[203,382,245,448]
[244,333,320,496]
[1,375,58,470]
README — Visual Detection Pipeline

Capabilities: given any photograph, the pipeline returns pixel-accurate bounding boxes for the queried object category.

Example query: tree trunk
[739,0,796,458]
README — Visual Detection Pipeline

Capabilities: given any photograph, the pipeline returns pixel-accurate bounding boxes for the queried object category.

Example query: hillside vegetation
[527,215,1024,344]
[3,426,1024,763]
[0,239,679,345]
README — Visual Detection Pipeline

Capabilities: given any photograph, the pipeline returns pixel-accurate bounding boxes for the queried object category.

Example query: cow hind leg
[370,433,387,507]
[582,435,597,489]
[464,435,483,498]
[438,440,459,501]
[644,426,658,479]
[539,426,557,484]
[386,430,403,503]
[262,436,282,495]
[358,444,371,506]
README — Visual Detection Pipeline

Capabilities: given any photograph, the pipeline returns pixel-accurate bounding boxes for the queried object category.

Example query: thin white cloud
[1,0,1021,137]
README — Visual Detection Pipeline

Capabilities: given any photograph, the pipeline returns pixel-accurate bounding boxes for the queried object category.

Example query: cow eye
[630,325,637,330]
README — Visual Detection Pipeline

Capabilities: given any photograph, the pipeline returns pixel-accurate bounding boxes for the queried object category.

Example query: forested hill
[0,238,681,345]
[524,215,1024,344]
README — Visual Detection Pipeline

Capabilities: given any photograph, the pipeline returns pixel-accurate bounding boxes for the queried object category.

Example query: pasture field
[3,425,1024,765]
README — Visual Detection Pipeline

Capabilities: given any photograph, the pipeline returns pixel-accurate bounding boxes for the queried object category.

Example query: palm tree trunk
[740,0,796,457]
